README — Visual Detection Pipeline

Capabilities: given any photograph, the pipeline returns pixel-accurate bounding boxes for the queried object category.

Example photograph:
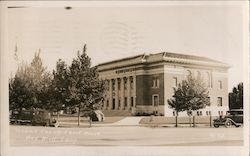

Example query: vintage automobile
[213,109,243,128]
[10,109,59,127]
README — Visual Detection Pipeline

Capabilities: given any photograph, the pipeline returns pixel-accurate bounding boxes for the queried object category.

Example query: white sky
[7,3,246,92]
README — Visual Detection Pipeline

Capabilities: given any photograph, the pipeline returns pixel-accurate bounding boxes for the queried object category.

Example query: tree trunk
[57,111,60,121]
[210,114,212,127]
[89,117,92,128]
[189,116,192,127]
[175,115,178,127]
[193,116,196,127]
[77,106,81,127]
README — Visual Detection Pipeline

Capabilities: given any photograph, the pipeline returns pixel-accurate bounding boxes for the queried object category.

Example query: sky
[7,2,246,92]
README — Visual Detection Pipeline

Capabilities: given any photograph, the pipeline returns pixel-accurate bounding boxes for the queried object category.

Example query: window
[173,77,178,87]
[206,111,211,116]
[118,79,121,90]
[107,100,109,107]
[112,79,115,90]
[152,77,159,88]
[187,111,192,116]
[218,111,223,116]
[152,95,159,106]
[124,97,127,107]
[173,111,175,116]
[131,97,134,107]
[218,80,222,89]
[217,97,222,106]
[118,98,121,107]
[197,111,202,116]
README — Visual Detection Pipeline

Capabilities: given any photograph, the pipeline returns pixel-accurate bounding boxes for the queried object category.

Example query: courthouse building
[97,52,230,117]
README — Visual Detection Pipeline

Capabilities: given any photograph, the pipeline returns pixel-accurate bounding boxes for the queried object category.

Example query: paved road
[10,125,243,146]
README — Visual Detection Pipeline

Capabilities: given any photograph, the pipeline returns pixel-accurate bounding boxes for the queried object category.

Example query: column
[120,77,125,110]
[127,76,131,109]
[115,78,119,110]
[109,79,113,110]
[133,75,136,107]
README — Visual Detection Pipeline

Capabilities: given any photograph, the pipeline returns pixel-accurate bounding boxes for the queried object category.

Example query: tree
[9,62,36,113]
[9,51,51,113]
[67,44,105,126]
[229,82,243,109]
[47,59,70,120]
[29,51,52,109]
[167,75,210,127]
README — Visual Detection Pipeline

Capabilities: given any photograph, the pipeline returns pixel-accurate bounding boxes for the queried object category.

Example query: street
[10,125,243,146]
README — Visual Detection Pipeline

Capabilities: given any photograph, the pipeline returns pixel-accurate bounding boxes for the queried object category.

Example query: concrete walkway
[109,117,143,126]
[58,117,143,127]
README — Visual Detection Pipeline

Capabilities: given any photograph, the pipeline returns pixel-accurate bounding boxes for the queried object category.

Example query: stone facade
[97,52,230,117]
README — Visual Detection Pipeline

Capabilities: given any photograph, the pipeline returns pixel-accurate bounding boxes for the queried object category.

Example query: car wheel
[224,120,232,128]
[213,124,219,128]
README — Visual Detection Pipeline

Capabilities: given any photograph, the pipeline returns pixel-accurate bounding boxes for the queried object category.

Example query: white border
[1,1,249,156]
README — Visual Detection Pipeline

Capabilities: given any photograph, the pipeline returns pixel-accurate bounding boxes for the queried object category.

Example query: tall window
[112,79,115,90]
[152,77,159,88]
[124,97,127,107]
[107,100,109,107]
[217,97,222,106]
[131,97,134,107]
[118,79,121,90]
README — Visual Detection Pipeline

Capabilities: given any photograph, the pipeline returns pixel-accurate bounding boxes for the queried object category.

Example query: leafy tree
[47,59,70,120]
[167,75,210,127]
[29,51,52,109]
[9,51,51,113]
[67,44,106,126]
[229,82,243,109]
[9,63,36,113]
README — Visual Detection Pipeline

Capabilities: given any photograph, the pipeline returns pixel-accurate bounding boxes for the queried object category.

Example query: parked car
[10,109,59,127]
[213,109,243,128]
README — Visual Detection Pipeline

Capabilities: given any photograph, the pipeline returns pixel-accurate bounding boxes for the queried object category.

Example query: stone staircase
[102,110,132,117]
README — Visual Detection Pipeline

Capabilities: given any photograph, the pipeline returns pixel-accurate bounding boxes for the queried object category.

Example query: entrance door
[153,95,159,107]
[152,95,159,114]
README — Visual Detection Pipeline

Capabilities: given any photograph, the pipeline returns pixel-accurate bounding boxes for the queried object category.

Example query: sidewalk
[58,117,143,127]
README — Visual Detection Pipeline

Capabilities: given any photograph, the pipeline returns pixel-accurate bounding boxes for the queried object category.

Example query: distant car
[213,109,243,128]
[81,110,105,122]
[10,109,59,127]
